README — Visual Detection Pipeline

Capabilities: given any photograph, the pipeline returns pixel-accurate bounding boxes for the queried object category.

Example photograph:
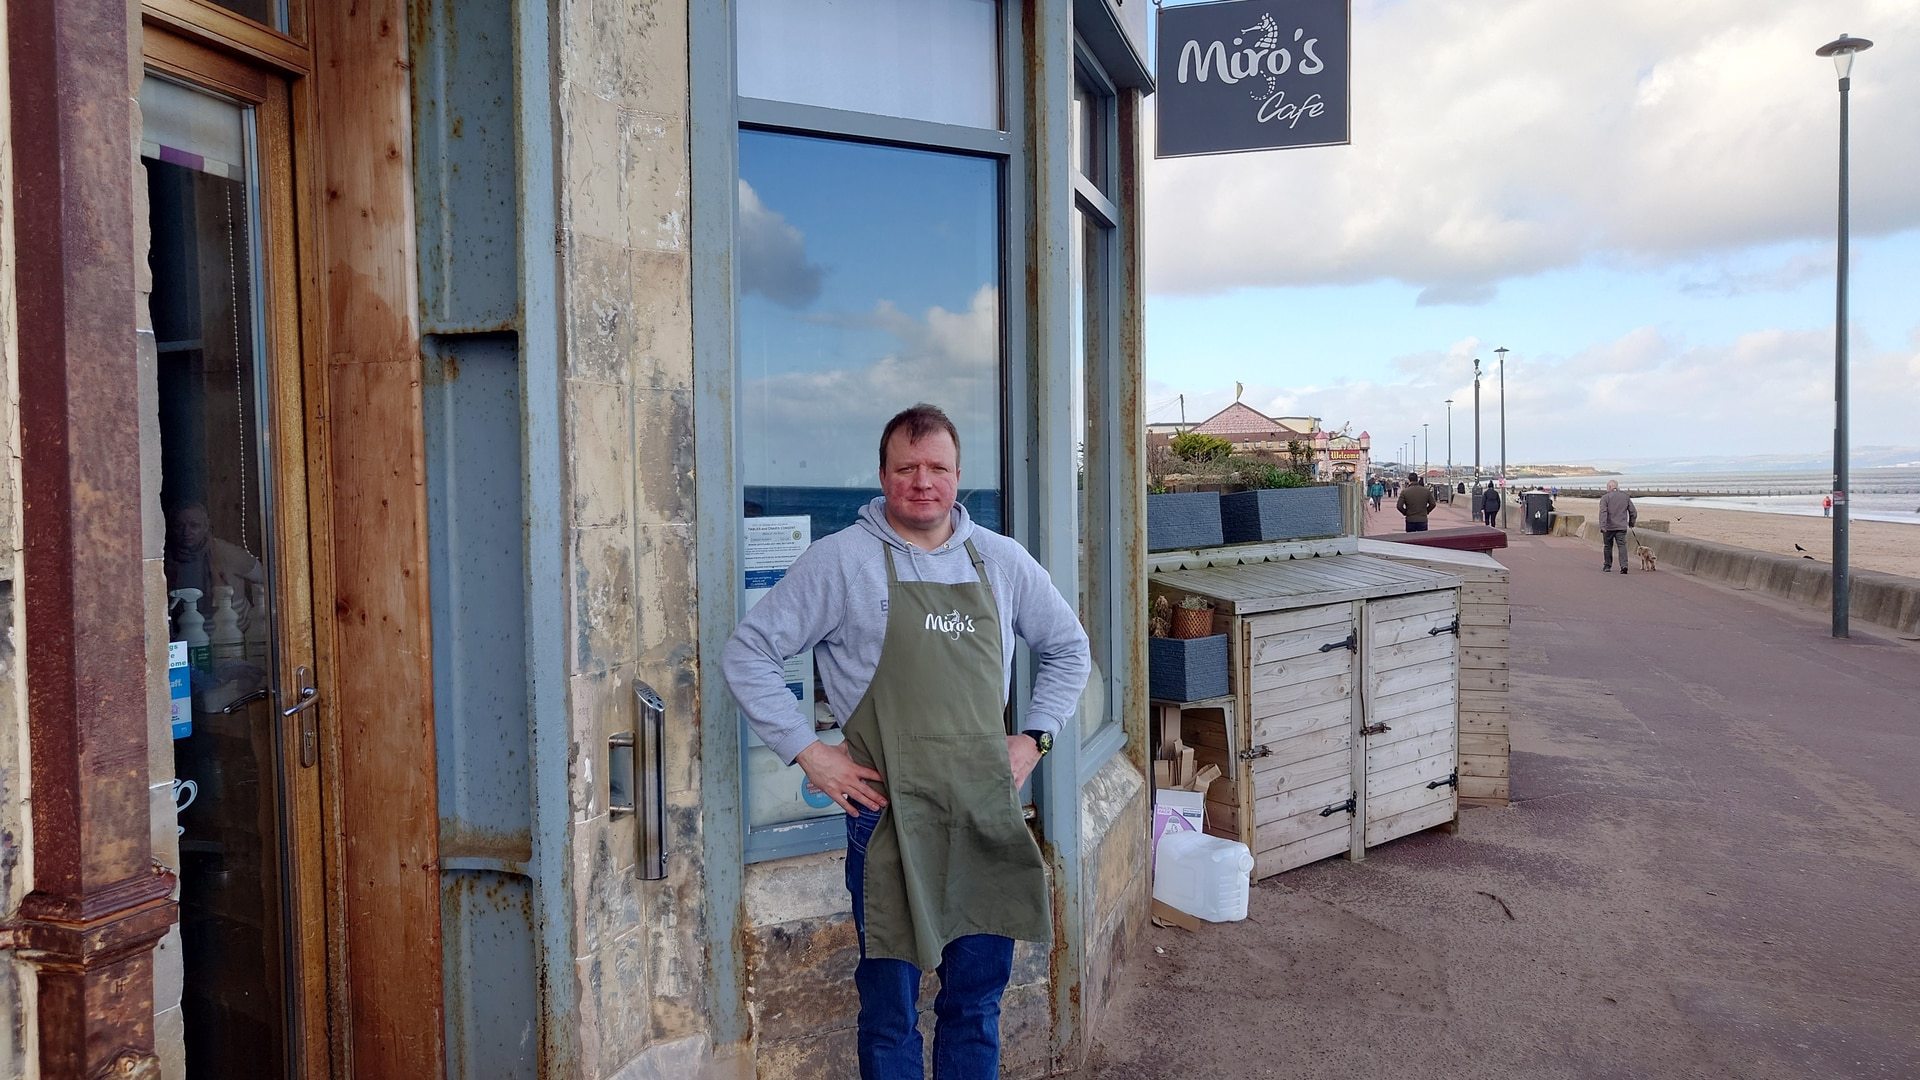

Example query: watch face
[1035,732,1053,755]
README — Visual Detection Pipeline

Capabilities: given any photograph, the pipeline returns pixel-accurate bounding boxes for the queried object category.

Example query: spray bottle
[210,585,244,664]
[171,588,210,674]
[245,582,271,665]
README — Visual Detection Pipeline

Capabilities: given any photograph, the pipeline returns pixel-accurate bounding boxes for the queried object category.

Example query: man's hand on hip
[1007,734,1041,788]
[795,741,887,816]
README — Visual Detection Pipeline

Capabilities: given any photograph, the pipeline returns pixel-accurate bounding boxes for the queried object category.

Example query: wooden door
[1359,589,1460,848]
[1242,603,1361,879]
[142,28,332,1080]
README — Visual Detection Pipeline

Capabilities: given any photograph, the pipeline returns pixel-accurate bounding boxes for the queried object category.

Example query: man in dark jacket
[1597,479,1638,574]
[1396,473,1438,532]
[1478,482,1500,527]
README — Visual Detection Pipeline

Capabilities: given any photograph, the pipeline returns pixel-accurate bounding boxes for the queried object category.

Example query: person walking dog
[1396,472,1438,533]
[1598,479,1639,574]
[724,403,1090,1080]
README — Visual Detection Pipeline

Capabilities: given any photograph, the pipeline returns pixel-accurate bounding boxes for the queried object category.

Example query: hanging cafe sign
[1155,0,1351,158]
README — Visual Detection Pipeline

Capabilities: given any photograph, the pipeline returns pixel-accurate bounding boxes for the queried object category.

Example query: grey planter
[1146,491,1224,552]
[1149,634,1230,702]
[1219,486,1343,544]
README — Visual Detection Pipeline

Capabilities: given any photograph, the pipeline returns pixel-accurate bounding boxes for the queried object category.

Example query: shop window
[737,130,1005,832]
[204,0,290,33]
[736,0,1001,128]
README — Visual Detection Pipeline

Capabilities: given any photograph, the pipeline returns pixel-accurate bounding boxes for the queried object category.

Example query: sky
[1144,0,1920,468]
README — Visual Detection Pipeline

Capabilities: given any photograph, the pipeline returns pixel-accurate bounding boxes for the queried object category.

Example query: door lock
[284,665,320,767]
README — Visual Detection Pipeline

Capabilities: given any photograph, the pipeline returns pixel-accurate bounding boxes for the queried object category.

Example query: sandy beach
[1552,496,1920,579]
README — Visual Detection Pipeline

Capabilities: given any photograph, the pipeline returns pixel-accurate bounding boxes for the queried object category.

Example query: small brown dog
[1636,546,1657,571]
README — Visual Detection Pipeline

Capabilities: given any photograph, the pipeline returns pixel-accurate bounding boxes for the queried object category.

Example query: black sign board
[1155,0,1351,158]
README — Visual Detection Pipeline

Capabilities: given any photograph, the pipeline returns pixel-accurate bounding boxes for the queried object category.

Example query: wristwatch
[1023,730,1053,757]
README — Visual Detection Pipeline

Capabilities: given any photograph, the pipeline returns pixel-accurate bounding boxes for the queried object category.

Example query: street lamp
[1445,399,1453,480]
[1422,422,1430,476]
[1817,31,1872,639]
[1495,346,1509,530]
[1472,358,1483,478]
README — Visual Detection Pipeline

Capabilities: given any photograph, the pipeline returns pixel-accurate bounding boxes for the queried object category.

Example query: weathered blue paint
[414,0,577,1072]
[412,0,520,334]
[689,0,751,1053]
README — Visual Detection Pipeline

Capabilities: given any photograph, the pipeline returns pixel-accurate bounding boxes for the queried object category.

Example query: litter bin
[1523,492,1554,535]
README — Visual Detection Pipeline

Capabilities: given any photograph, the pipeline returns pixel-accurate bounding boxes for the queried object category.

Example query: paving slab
[1079,512,1920,1080]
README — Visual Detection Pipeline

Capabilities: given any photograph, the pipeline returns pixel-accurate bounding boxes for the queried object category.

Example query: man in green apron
[725,403,1091,1079]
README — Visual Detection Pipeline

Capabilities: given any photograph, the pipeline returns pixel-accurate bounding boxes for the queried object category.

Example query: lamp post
[1445,399,1453,480]
[1817,32,1871,639]
[1472,358,1483,479]
[1422,423,1430,476]
[1495,346,1509,530]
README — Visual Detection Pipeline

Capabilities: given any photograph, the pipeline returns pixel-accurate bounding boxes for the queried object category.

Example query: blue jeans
[846,807,1015,1080]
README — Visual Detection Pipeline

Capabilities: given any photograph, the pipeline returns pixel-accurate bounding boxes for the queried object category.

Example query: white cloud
[1147,0,1920,296]
[738,180,825,308]
[742,286,1002,486]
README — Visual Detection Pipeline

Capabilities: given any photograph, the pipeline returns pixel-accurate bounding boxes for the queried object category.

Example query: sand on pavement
[1552,496,1920,579]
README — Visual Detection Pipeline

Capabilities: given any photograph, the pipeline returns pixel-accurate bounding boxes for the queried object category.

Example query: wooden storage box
[1359,539,1511,805]
[1152,547,1464,880]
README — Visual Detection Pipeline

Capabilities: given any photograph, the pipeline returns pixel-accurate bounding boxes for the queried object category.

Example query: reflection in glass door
[142,68,307,1079]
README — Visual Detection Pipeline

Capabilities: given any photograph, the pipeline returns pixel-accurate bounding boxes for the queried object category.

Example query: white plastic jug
[1152,830,1254,923]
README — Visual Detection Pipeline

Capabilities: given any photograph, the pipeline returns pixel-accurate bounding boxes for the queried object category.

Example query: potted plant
[1149,594,1229,702]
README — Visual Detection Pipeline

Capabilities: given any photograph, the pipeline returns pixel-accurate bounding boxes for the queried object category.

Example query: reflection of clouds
[744,286,1001,485]
[739,180,825,308]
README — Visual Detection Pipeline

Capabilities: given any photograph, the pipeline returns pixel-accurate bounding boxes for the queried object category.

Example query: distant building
[1148,403,1370,481]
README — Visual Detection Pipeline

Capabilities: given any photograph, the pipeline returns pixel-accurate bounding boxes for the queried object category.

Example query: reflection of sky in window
[738,131,1002,492]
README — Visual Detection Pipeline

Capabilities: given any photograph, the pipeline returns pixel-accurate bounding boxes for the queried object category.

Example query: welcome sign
[1156,0,1351,158]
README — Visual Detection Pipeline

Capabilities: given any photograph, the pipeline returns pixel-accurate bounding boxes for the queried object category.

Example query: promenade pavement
[1080,500,1920,1079]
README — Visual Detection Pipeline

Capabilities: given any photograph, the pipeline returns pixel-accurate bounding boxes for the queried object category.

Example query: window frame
[733,1,1030,863]
[1072,43,1126,777]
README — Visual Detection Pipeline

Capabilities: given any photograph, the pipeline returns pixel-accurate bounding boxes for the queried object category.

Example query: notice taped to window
[743,516,813,747]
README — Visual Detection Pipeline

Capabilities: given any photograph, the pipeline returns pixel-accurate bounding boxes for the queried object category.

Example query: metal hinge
[1426,771,1459,790]
[1359,721,1391,737]
[1236,745,1272,762]
[1318,632,1358,654]
[1318,795,1357,817]
[1428,617,1460,637]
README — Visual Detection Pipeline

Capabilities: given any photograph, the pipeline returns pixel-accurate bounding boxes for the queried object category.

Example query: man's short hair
[879,403,961,471]
[1407,473,1419,484]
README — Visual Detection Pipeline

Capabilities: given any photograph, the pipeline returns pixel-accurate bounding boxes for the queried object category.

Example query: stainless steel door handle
[284,665,320,767]
[222,688,273,714]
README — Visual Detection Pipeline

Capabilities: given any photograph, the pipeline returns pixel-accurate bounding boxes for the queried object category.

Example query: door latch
[1236,745,1272,761]
[1428,617,1460,637]
[1318,795,1356,817]
[1318,632,1357,653]
[1359,721,1391,736]
[283,665,320,767]
[1426,770,1459,790]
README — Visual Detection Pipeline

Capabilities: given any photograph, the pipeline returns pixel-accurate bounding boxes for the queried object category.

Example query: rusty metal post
[4,0,178,1076]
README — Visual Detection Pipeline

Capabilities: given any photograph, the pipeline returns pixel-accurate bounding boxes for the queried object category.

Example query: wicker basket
[1172,606,1214,640]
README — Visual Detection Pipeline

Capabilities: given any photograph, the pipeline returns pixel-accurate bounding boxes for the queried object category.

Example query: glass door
[141,31,327,1080]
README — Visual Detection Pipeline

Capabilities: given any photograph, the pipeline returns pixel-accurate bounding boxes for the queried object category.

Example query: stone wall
[554,0,709,1075]
[0,0,32,1070]
[1079,757,1148,1039]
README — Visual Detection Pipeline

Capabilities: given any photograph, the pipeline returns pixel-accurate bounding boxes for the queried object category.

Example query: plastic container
[1152,829,1254,923]
[209,586,244,663]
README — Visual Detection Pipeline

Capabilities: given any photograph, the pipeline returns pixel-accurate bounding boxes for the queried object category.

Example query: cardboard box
[1153,787,1205,854]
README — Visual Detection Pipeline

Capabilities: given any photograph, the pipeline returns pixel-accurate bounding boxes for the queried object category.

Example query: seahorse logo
[924,610,978,641]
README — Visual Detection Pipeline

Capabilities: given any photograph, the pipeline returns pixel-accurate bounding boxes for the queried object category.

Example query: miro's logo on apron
[924,609,978,640]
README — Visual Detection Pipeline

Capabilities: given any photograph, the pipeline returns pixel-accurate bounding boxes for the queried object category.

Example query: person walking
[1823,494,1832,518]
[1478,481,1500,527]
[1598,479,1638,574]
[1396,472,1438,533]
[1368,476,1385,512]
[724,403,1090,1080]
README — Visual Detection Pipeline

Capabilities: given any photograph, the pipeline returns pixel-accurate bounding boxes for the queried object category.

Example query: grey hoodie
[723,498,1092,766]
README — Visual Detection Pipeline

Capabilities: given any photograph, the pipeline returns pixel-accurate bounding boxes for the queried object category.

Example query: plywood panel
[1255,773,1355,826]
[1248,648,1353,694]
[1459,776,1510,803]
[1366,589,1457,623]
[1251,749,1351,803]
[1367,752,1457,800]
[1459,732,1508,758]
[1459,755,1510,778]
[1372,658,1455,700]
[1254,827,1351,880]
[1245,603,1352,639]
[1250,695,1351,748]
[1369,633,1456,673]
[1250,672,1352,724]
[1250,619,1359,666]
[1367,727,1453,772]
[1460,624,1509,649]
[1460,667,1511,693]
[1255,805,1352,854]
[1365,797,1456,848]
[1250,724,1351,772]
[311,0,443,1068]
[1460,645,1508,671]
[1460,601,1510,627]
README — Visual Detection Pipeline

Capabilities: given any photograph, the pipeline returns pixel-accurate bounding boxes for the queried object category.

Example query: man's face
[880,428,960,533]
[168,505,210,553]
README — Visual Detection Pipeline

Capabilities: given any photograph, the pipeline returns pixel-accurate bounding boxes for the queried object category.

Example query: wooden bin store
[1151,549,1464,880]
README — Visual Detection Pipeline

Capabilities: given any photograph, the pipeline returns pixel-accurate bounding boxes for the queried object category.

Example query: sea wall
[1576,523,1920,637]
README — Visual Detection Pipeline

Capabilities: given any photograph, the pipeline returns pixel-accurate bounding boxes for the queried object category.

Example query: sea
[745,486,1004,539]
[1528,466,1920,526]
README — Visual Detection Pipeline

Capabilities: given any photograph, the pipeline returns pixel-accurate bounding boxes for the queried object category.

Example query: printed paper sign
[743,516,813,747]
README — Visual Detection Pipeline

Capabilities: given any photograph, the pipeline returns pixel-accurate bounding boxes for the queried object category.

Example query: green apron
[841,540,1052,970]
